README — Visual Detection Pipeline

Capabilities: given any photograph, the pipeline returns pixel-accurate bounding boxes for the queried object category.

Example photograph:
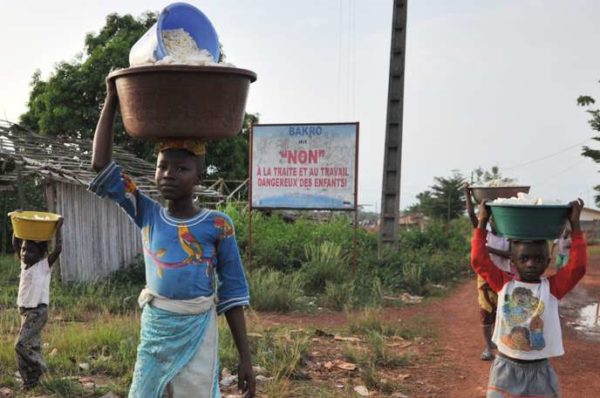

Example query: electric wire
[502,138,592,171]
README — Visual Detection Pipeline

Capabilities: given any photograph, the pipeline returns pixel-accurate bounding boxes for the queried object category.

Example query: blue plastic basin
[156,2,220,61]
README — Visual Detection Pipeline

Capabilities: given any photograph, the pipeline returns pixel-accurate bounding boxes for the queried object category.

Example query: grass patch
[220,320,310,379]
[0,255,142,393]
[342,309,423,395]
[300,242,350,295]
[347,309,397,337]
[39,377,85,397]
[400,263,426,296]
[247,268,304,312]
[320,281,354,311]
[342,336,407,395]
[396,315,436,340]
[0,255,143,320]
[365,330,410,368]
[359,361,403,395]
[0,203,465,395]
[220,321,317,397]
[0,313,140,381]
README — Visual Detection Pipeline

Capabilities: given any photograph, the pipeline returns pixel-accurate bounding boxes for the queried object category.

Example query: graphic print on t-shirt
[142,224,212,278]
[500,286,546,351]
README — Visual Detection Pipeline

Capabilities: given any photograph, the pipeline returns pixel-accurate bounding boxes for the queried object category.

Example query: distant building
[399,212,428,231]
[580,207,600,242]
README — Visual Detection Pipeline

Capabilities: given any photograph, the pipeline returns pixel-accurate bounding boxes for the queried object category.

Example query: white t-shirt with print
[493,279,563,360]
[17,258,51,308]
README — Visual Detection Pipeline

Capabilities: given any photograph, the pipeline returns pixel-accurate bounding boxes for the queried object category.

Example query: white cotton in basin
[148,29,235,67]
[492,193,564,206]
[483,179,520,187]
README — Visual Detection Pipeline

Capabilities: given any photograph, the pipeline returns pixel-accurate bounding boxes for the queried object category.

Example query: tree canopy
[406,166,517,221]
[577,92,600,206]
[407,171,466,221]
[19,12,257,180]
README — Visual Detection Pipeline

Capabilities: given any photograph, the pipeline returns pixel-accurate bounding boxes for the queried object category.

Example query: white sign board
[251,123,358,210]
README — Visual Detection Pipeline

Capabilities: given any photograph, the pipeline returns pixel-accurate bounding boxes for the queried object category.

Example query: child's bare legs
[482,323,496,360]
[478,278,497,361]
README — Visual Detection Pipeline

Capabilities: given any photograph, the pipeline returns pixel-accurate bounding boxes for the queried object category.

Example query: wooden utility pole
[379,0,408,250]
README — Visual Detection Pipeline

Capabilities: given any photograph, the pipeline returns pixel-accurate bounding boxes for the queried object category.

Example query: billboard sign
[250,123,358,210]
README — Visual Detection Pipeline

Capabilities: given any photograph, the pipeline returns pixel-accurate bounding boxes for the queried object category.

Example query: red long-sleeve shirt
[471,228,587,299]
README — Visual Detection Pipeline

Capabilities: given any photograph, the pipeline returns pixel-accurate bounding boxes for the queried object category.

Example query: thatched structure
[0,120,225,282]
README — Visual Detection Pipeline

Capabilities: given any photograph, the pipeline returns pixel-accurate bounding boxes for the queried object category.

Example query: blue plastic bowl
[156,2,220,62]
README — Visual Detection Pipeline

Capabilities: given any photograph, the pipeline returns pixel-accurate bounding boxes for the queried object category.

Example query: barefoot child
[472,199,587,398]
[12,217,63,389]
[90,80,255,398]
[464,183,513,361]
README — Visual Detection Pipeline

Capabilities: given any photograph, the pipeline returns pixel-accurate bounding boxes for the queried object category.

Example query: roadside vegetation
[0,205,471,396]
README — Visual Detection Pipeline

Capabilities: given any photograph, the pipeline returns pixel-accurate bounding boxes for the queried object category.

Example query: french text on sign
[288,126,323,137]
[251,123,357,210]
[279,149,326,164]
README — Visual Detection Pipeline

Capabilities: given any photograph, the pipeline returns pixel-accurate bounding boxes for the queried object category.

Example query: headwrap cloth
[157,139,206,156]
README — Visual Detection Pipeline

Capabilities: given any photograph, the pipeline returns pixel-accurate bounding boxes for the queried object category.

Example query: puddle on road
[568,302,600,339]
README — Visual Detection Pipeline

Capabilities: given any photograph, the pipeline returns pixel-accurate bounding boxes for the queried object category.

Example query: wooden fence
[51,182,142,282]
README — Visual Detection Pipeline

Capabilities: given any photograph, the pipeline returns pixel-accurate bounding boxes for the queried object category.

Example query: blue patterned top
[88,161,249,314]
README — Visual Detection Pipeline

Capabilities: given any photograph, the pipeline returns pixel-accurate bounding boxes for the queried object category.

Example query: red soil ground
[255,248,600,397]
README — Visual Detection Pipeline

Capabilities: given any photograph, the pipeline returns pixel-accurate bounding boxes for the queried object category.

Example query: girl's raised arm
[92,78,118,172]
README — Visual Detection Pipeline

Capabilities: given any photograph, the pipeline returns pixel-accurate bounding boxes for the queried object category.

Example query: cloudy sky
[1,0,599,210]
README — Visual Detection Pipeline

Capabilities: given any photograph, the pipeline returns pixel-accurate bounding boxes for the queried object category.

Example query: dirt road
[256,250,600,397]
[398,250,600,398]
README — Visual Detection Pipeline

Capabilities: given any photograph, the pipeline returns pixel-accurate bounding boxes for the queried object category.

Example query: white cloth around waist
[138,288,217,315]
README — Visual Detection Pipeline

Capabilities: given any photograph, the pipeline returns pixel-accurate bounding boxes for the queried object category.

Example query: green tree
[20,13,157,158]
[406,191,433,215]
[205,113,258,180]
[408,172,466,221]
[577,93,600,206]
[19,12,257,180]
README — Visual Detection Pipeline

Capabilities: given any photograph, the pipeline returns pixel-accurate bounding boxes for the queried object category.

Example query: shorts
[487,355,560,398]
[477,276,498,325]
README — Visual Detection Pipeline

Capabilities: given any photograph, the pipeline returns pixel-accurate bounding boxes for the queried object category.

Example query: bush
[222,204,371,272]
[320,281,354,311]
[300,242,350,294]
[247,268,303,312]
[349,271,385,309]
[246,212,314,270]
[375,219,471,295]
[400,263,426,295]
[222,204,471,310]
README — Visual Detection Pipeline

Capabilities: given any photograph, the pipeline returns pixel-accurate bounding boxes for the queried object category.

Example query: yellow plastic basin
[8,211,61,241]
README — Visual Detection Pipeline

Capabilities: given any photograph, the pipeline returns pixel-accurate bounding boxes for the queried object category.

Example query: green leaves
[577,95,596,107]
[20,13,156,142]
[578,87,600,206]
[409,172,466,221]
[19,11,256,180]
